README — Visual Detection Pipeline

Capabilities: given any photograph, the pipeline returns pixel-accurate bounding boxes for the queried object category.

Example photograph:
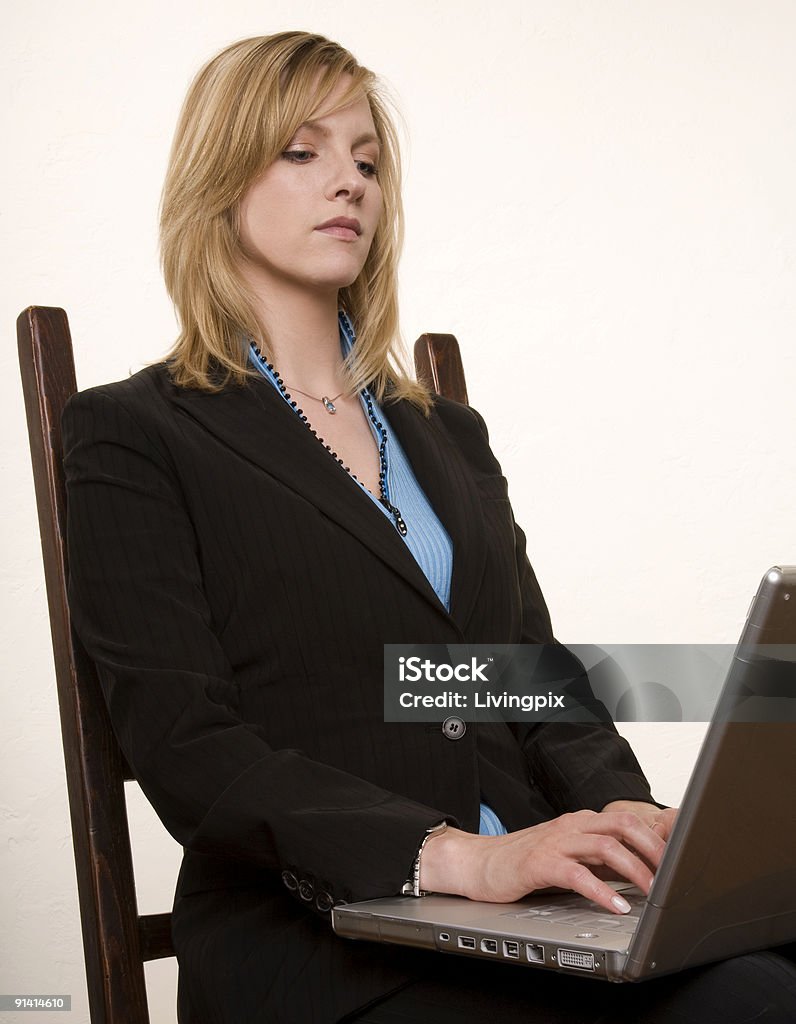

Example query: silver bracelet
[402,821,448,897]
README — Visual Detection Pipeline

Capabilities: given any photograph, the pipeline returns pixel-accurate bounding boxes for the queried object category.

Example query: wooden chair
[17,304,467,1023]
[18,307,175,1024]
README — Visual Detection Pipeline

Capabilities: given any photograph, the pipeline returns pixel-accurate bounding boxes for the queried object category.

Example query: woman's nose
[325,159,366,203]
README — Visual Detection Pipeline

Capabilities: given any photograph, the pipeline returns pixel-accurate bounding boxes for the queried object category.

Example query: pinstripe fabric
[62,364,659,1024]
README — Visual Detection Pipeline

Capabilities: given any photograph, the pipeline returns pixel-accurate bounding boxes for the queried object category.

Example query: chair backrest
[18,304,468,1024]
[18,307,175,1024]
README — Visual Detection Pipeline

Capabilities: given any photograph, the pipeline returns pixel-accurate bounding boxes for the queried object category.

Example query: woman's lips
[316,225,360,241]
[315,217,362,242]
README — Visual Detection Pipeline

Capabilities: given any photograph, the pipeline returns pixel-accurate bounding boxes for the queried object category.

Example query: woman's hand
[419,804,678,915]
[601,800,679,842]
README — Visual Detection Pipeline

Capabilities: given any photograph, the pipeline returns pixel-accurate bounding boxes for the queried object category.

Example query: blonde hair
[159,31,432,411]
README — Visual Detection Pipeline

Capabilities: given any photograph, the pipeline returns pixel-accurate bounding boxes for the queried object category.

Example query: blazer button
[315,891,334,913]
[281,870,298,891]
[298,879,315,901]
[442,716,466,740]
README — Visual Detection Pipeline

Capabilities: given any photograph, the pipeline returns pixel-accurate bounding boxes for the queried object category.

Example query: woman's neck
[248,280,349,396]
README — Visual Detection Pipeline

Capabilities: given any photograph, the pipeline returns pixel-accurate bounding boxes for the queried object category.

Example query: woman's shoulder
[61,361,187,462]
[392,391,503,480]
[427,393,490,442]
[63,359,232,434]
[67,361,174,412]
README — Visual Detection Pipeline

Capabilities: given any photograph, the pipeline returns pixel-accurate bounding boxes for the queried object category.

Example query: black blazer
[62,363,658,1024]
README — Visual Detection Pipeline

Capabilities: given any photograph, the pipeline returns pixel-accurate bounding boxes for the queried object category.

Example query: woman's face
[236,76,383,299]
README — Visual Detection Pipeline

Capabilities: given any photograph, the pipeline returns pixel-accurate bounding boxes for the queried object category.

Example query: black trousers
[342,943,796,1024]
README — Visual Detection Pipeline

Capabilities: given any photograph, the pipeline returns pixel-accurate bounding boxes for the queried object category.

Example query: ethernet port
[526,943,545,964]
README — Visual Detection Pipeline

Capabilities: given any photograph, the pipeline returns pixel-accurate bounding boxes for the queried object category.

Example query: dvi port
[557,948,595,971]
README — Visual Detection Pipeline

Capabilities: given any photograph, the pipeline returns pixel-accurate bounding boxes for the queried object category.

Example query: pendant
[322,396,337,414]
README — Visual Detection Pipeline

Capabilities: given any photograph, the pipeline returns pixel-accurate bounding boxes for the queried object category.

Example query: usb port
[526,943,545,964]
[458,935,476,949]
[503,940,520,959]
[480,938,498,954]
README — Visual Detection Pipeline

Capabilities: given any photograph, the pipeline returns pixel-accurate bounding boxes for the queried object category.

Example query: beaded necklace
[249,341,407,537]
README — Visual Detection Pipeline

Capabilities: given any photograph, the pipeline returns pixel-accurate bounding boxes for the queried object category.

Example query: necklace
[250,343,407,536]
[282,381,344,415]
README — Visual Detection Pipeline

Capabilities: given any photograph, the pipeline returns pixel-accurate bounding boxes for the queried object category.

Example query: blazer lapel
[385,399,487,633]
[169,376,485,634]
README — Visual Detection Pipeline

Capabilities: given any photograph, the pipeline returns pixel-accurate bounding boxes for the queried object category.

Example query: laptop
[332,566,796,982]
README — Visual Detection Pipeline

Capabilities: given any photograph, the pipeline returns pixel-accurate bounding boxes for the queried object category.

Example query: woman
[62,31,796,1024]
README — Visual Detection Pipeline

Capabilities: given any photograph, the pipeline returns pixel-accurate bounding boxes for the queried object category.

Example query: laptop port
[439,932,450,943]
[480,938,498,954]
[557,948,595,971]
[526,943,545,964]
[458,935,476,950]
[503,940,520,959]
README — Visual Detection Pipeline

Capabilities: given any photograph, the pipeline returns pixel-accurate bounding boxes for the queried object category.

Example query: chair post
[413,333,469,406]
[18,307,153,1024]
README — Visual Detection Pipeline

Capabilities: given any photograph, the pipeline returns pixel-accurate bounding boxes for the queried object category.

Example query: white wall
[3,2,795,1021]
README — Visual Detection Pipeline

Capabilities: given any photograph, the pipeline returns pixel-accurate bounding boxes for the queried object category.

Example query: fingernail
[612,895,631,914]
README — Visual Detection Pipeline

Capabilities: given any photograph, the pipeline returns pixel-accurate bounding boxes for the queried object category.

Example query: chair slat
[139,913,177,962]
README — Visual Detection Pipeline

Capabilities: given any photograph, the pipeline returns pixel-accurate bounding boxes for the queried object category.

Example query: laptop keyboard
[500,892,645,933]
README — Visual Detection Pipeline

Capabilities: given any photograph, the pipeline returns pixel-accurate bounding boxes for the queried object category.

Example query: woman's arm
[459,402,662,809]
[63,385,453,909]
[424,401,671,912]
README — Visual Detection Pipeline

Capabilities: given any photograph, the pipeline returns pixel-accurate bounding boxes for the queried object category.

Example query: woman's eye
[281,149,314,163]
[281,150,377,177]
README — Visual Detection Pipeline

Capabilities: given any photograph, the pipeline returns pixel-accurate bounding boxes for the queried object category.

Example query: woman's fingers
[519,811,663,912]
[560,832,655,896]
[650,806,679,842]
[553,809,678,912]
[578,810,668,870]
[601,801,680,845]
[553,859,640,916]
